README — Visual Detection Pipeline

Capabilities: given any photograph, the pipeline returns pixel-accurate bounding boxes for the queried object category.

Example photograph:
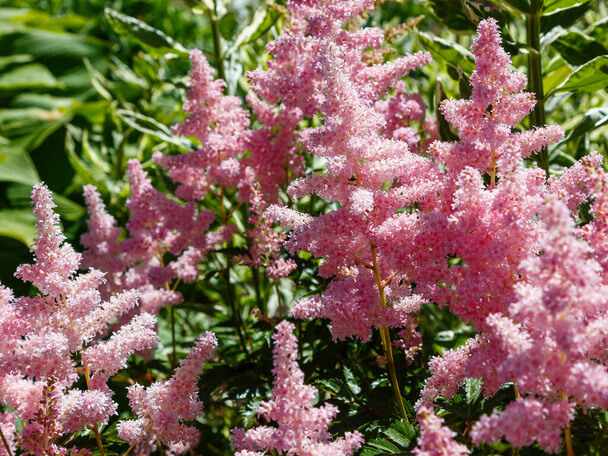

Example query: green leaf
[418,32,475,76]
[464,377,483,404]
[543,0,590,14]
[0,63,60,90]
[0,146,40,185]
[552,56,608,94]
[367,438,400,453]
[65,128,108,188]
[0,54,32,71]
[13,30,108,60]
[383,421,414,448]
[561,108,608,143]
[552,31,608,67]
[343,366,362,396]
[0,209,36,246]
[104,8,188,57]
[224,4,280,57]
[541,4,588,34]
[501,0,530,11]
[116,109,192,148]
[425,0,475,31]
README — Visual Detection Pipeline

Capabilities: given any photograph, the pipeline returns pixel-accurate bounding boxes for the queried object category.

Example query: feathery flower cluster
[263,0,434,341]
[118,332,217,453]
[413,407,469,456]
[82,160,231,319]
[232,321,364,455]
[0,184,157,455]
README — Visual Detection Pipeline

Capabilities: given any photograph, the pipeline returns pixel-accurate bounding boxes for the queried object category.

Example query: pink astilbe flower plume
[82,162,231,319]
[117,332,218,453]
[463,197,608,452]
[155,49,251,201]
[0,183,157,455]
[232,321,364,455]
[412,407,469,456]
[263,0,434,341]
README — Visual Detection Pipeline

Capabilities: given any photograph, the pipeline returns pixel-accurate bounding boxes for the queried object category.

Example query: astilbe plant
[232,321,364,456]
[0,184,158,456]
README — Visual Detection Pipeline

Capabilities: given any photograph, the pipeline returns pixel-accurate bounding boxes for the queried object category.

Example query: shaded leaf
[561,108,608,143]
[0,63,60,90]
[104,8,188,57]
[0,209,36,246]
[418,32,475,76]
[0,146,40,185]
[552,31,608,67]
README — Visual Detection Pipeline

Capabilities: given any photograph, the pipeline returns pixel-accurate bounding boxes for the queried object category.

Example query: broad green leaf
[464,377,483,404]
[0,147,40,186]
[104,8,188,57]
[541,4,588,34]
[425,0,475,31]
[417,32,475,76]
[116,109,192,148]
[544,58,573,93]
[0,209,36,246]
[543,0,590,14]
[225,4,280,57]
[552,56,608,94]
[12,30,108,60]
[0,63,60,90]
[0,54,32,71]
[561,108,608,143]
[552,31,608,67]
[52,193,85,221]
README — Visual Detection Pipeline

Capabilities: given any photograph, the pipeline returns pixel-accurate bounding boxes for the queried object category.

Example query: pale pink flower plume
[232,321,364,455]
[412,406,469,456]
[118,332,218,452]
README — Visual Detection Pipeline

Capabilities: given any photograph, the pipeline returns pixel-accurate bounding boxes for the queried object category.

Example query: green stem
[527,7,548,172]
[370,243,409,422]
[210,0,226,82]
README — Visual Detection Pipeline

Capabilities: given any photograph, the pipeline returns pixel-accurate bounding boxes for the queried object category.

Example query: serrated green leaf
[0,147,40,185]
[0,63,60,90]
[383,421,413,448]
[418,32,475,76]
[0,209,36,246]
[552,31,608,67]
[464,377,483,404]
[367,438,400,453]
[104,8,188,57]
[543,0,590,14]
[552,56,608,94]
[343,366,362,396]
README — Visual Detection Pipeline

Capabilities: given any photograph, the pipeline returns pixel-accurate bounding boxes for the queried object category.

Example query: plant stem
[370,242,409,422]
[210,0,226,82]
[561,391,575,456]
[526,5,548,172]
[82,359,106,456]
[0,426,13,456]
